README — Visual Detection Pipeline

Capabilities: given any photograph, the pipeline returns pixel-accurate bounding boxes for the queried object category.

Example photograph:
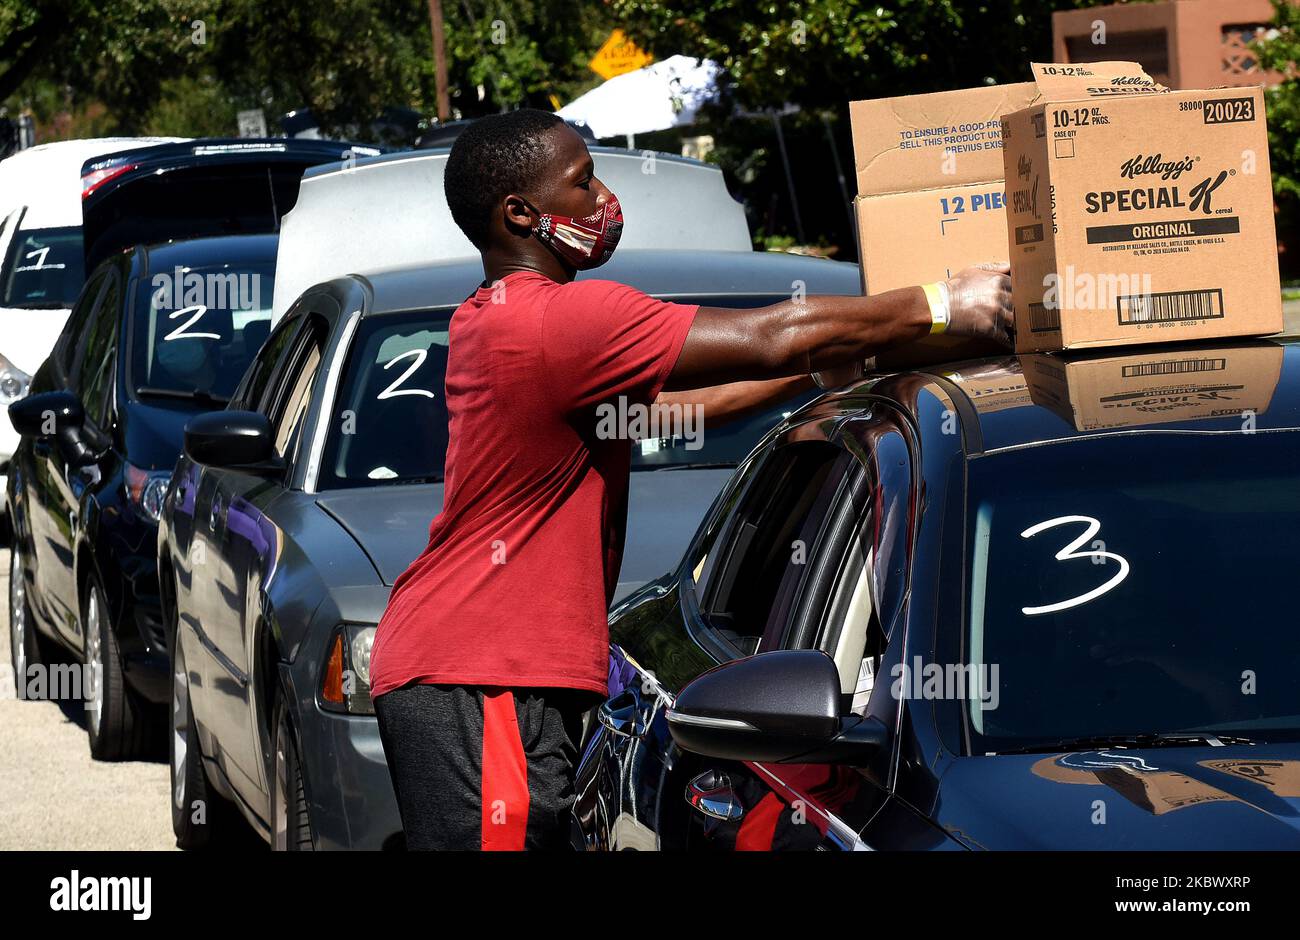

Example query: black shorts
[373,683,602,851]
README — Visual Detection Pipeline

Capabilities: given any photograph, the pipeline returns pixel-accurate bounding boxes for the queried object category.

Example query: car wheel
[8,545,44,699]
[82,574,153,760]
[170,632,237,849]
[271,693,314,851]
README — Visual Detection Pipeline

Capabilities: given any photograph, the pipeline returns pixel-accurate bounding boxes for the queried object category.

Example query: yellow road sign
[589,29,653,80]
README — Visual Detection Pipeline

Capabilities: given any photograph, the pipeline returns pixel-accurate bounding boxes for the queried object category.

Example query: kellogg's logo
[1120,153,1197,181]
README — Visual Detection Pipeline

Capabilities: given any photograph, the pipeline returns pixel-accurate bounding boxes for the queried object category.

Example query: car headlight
[320,623,376,715]
[0,353,31,405]
[124,463,171,523]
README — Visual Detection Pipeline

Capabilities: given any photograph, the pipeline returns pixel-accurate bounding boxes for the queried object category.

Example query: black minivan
[7,234,276,759]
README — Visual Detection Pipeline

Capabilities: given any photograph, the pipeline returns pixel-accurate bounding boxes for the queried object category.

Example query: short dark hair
[444,109,566,249]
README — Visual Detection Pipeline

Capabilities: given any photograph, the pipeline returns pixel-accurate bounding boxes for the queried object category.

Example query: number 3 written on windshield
[1019,515,1130,616]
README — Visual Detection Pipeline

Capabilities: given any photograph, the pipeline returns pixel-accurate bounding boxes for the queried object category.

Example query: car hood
[934,743,1300,849]
[0,306,71,375]
[120,397,211,471]
[313,468,732,593]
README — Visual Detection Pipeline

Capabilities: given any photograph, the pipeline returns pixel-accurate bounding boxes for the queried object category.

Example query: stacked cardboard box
[1001,61,1282,352]
[1021,341,1282,431]
[849,81,1037,368]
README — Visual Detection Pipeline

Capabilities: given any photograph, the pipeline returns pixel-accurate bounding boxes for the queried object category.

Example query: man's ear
[502,194,537,235]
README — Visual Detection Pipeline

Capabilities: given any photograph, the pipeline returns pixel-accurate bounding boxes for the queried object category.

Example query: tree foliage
[1,0,614,138]
[608,0,1062,110]
[1253,0,1300,201]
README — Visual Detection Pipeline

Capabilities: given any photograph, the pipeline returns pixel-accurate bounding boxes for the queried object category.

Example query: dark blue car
[6,234,276,759]
[574,339,1300,850]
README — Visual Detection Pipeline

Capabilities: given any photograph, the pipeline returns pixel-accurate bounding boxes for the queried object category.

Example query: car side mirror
[8,390,105,467]
[8,389,83,438]
[666,649,887,765]
[184,410,282,473]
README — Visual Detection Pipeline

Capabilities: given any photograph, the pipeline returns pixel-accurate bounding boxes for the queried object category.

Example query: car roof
[83,137,383,179]
[0,137,186,228]
[350,250,863,314]
[272,146,754,319]
[132,232,281,276]
[850,336,1300,455]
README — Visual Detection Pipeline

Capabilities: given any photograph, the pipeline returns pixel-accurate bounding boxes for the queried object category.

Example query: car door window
[232,313,301,411]
[821,420,914,711]
[78,274,121,428]
[267,320,326,466]
[698,439,858,658]
[54,269,109,379]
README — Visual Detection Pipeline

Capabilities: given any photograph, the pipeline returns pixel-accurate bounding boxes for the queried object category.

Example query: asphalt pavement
[0,547,176,850]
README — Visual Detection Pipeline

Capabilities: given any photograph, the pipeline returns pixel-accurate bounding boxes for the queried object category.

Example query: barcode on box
[1117,289,1224,325]
[1121,357,1227,378]
[1028,302,1061,333]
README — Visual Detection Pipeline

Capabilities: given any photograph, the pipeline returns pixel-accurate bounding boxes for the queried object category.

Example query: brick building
[1052,0,1284,90]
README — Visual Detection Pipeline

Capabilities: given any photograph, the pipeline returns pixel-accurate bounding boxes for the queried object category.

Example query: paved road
[0,547,176,851]
[1282,300,1300,336]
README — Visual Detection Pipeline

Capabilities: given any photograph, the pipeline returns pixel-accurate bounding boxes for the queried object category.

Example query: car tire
[82,573,154,761]
[270,693,314,851]
[169,631,238,849]
[8,545,45,699]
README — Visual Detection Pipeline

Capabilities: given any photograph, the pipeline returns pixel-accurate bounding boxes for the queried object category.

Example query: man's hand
[944,262,1014,346]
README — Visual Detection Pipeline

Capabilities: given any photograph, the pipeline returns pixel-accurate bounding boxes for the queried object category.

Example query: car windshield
[316,296,821,490]
[962,433,1300,753]
[128,261,275,401]
[1,226,86,309]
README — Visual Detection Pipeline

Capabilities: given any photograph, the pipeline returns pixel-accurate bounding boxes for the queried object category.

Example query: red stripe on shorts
[480,689,530,850]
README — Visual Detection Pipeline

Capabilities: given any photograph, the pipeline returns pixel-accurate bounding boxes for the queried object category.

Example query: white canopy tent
[557,55,722,142]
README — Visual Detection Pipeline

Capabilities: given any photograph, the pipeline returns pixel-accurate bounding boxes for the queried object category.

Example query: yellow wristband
[922,282,950,334]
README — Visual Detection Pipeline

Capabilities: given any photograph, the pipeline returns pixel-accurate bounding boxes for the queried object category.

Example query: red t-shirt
[368,270,699,699]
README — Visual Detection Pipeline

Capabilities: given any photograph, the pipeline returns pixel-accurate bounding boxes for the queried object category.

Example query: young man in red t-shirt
[370,109,1013,850]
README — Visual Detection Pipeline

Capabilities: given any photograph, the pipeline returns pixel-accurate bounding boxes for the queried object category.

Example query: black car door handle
[686,770,745,822]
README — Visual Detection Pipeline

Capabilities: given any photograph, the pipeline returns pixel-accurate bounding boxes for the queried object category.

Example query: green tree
[609,0,1063,110]
[2,0,616,140]
[1253,1,1300,201]
[1,0,204,131]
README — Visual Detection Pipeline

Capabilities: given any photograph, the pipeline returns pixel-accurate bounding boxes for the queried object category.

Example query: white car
[0,137,183,526]
[272,146,754,321]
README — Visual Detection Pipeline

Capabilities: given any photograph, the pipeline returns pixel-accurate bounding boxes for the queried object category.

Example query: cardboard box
[849,81,1037,368]
[1021,341,1282,431]
[940,361,1031,415]
[1001,61,1283,353]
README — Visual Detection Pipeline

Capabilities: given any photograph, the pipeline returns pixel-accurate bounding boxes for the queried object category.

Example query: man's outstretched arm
[653,374,815,431]
[662,263,1013,392]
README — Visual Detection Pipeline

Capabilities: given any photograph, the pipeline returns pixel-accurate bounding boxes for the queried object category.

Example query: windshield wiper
[992,731,1256,755]
[136,386,230,406]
